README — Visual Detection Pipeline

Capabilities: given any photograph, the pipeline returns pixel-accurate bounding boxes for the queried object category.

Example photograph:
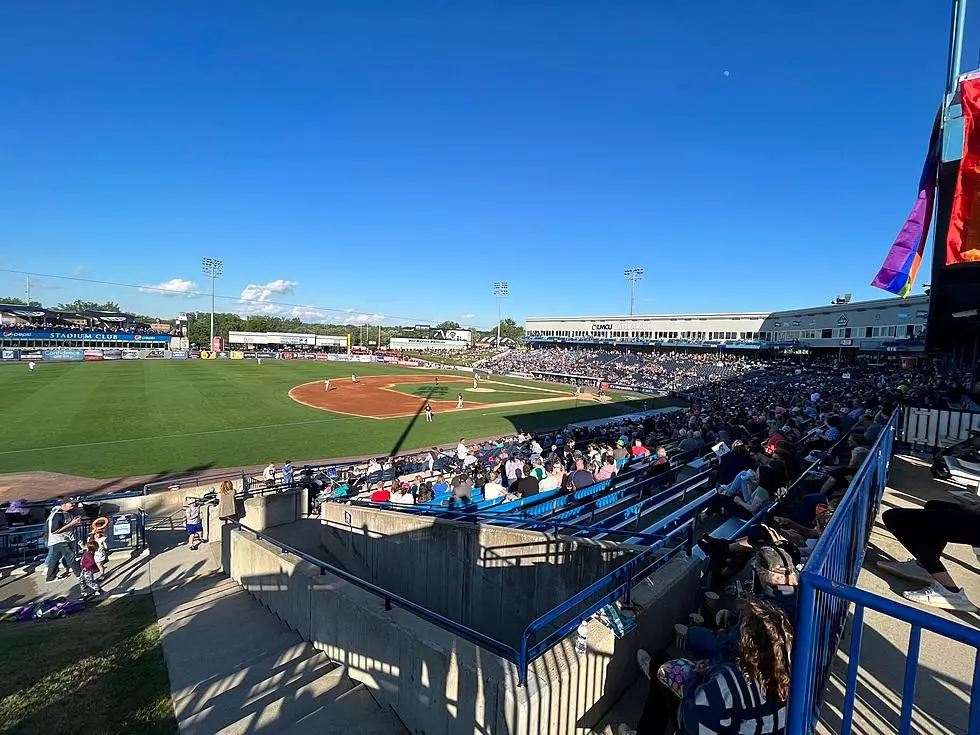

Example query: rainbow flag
[871,111,941,297]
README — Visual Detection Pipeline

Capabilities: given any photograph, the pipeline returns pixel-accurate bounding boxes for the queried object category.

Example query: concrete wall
[242,490,300,531]
[226,525,703,735]
[320,502,636,649]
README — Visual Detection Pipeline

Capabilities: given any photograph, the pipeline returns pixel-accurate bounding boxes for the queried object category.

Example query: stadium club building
[523,295,929,355]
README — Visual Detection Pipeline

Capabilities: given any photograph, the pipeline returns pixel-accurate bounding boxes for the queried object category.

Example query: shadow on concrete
[819,614,975,734]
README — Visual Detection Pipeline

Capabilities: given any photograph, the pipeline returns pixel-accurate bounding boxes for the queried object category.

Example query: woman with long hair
[623,598,793,735]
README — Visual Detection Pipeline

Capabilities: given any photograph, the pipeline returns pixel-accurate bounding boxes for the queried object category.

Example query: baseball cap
[616,439,625,447]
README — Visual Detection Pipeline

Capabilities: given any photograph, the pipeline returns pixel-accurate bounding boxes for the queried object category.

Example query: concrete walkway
[145,526,405,734]
[816,456,980,735]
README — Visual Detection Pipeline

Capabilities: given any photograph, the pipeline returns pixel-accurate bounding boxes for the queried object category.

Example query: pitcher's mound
[467,387,496,393]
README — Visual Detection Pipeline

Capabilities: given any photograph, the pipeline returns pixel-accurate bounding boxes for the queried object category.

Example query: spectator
[282,461,295,486]
[184,499,204,550]
[456,439,468,461]
[594,455,618,482]
[262,462,276,489]
[78,540,105,600]
[369,484,391,503]
[716,440,753,485]
[879,499,980,611]
[44,499,82,583]
[516,465,541,498]
[569,457,595,491]
[538,461,561,492]
[631,439,650,458]
[391,483,416,505]
[623,598,792,735]
[483,471,510,501]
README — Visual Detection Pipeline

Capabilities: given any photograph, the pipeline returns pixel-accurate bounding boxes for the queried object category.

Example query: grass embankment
[0,596,175,735]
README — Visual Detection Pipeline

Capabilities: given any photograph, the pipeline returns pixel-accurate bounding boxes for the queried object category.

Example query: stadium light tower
[202,257,223,344]
[624,268,644,316]
[493,281,509,346]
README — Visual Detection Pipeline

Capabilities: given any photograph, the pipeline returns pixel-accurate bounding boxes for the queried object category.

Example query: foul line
[0,416,359,456]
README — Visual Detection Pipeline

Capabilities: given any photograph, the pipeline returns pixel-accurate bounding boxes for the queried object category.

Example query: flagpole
[947,0,968,97]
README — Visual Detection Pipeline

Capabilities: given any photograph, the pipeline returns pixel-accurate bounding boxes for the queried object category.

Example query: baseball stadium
[3,4,980,735]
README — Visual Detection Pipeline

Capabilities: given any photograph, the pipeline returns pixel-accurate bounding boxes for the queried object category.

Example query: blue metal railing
[787,411,908,733]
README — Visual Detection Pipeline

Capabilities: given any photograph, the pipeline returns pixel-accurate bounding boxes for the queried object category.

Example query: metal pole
[210,273,215,345]
[947,0,968,96]
[629,281,635,316]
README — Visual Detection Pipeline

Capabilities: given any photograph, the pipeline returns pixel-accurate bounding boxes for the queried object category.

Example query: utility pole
[25,276,30,305]
[493,282,509,347]
[624,268,644,316]
[202,258,223,345]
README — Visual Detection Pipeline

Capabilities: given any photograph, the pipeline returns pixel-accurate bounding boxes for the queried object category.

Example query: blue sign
[42,349,85,361]
[171,350,189,360]
[0,349,20,361]
[0,330,170,343]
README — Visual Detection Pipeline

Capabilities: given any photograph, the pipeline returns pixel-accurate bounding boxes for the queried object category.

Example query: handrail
[517,520,695,677]
[238,523,521,663]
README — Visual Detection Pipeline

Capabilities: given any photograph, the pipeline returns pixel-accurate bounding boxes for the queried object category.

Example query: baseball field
[0,360,673,479]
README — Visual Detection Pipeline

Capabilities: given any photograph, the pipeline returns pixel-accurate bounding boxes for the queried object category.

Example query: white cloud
[462,313,476,319]
[139,278,200,297]
[237,279,299,315]
[71,265,86,277]
[344,312,385,325]
[239,279,298,303]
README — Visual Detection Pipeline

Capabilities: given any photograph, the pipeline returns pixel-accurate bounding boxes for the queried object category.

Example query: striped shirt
[679,662,786,735]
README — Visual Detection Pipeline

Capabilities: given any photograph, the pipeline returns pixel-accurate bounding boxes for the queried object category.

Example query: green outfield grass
[0,361,674,479]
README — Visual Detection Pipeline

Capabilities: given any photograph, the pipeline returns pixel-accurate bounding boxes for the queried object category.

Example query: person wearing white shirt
[367,459,382,475]
[538,461,560,492]
[530,439,543,455]
[456,439,468,461]
[392,485,416,505]
[426,450,436,472]
[482,472,512,501]
[262,463,276,489]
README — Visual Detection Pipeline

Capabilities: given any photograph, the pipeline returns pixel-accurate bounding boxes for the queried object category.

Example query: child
[184,499,204,550]
[79,541,104,600]
[89,527,110,578]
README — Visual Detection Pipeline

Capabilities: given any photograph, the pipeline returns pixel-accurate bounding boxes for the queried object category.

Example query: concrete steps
[587,677,648,735]
[154,573,406,735]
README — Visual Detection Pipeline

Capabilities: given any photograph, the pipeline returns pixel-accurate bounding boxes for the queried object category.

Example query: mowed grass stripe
[0,361,665,478]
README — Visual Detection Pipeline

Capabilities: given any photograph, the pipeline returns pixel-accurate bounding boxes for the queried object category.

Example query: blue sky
[0,1,962,327]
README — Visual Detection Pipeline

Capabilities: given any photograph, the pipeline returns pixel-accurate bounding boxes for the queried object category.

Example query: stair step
[179,655,353,734]
[286,683,397,734]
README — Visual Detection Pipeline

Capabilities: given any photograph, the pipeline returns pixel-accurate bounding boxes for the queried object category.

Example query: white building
[524,295,929,352]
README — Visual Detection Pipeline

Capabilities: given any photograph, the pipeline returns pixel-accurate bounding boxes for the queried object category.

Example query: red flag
[947,77,980,264]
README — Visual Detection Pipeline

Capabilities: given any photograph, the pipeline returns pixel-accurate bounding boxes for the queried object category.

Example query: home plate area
[287,374,577,419]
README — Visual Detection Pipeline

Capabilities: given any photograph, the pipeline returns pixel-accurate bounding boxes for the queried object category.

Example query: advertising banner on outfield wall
[84,349,104,361]
[103,349,123,360]
[122,350,140,360]
[326,354,350,362]
[0,349,21,361]
[42,349,85,361]
[171,350,189,360]
[396,360,421,367]
[230,351,244,360]
[141,349,168,359]
[315,353,330,360]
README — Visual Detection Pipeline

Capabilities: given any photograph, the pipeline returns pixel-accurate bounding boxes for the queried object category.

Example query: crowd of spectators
[11,319,152,334]
[490,347,769,392]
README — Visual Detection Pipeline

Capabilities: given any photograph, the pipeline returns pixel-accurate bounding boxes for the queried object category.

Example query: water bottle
[574,620,589,656]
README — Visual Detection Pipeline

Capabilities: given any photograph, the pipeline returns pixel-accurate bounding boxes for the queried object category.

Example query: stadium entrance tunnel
[217,494,703,734]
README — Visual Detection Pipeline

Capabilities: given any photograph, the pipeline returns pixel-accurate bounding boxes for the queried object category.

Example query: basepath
[288,373,581,418]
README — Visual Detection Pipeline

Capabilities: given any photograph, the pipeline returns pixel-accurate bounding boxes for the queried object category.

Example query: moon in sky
[723,70,731,77]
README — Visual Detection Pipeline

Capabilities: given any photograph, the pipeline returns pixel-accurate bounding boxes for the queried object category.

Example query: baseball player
[424,403,433,422]
[28,361,35,372]
[324,379,330,392]
[351,373,356,383]
[472,374,478,389]
[456,392,464,409]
